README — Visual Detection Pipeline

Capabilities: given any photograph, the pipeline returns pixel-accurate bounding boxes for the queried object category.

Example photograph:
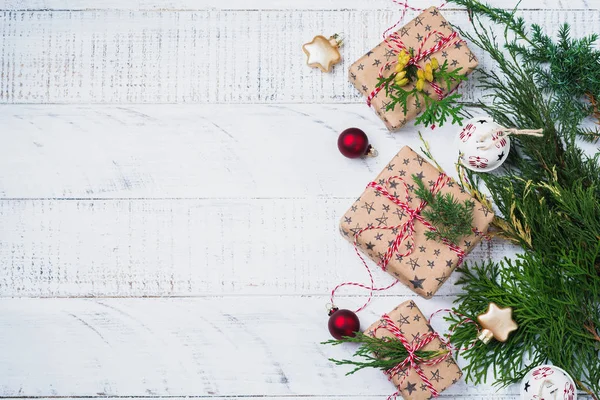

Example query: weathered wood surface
[0,0,597,399]
[0,0,595,10]
[0,104,519,297]
[1,9,598,103]
[0,296,526,398]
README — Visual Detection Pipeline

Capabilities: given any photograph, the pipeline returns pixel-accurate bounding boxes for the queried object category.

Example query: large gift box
[365,300,462,399]
[349,7,478,131]
[339,146,494,298]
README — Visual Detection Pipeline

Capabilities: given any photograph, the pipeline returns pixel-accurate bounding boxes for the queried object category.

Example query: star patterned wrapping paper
[339,146,494,298]
[365,300,462,399]
[348,7,478,131]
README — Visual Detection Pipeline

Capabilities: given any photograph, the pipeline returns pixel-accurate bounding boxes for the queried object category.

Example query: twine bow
[374,314,450,399]
[367,29,462,107]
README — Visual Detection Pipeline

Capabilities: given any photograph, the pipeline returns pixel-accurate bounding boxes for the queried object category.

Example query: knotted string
[477,126,544,150]
[330,173,468,313]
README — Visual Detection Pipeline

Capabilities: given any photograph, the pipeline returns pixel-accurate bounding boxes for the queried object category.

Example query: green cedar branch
[379,58,469,127]
[443,0,600,397]
[322,331,448,375]
[413,174,475,245]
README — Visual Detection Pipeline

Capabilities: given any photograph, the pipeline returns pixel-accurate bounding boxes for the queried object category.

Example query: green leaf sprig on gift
[413,174,475,245]
[322,331,448,375]
[377,49,469,127]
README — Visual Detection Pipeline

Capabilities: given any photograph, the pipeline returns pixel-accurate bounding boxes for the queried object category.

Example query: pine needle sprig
[413,174,475,245]
[322,331,448,375]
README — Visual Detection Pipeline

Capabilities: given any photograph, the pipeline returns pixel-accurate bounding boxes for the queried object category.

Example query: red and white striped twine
[329,174,466,313]
[374,314,450,398]
[384,0,447,39]
[367,30,461,107]
[373,310,481,399]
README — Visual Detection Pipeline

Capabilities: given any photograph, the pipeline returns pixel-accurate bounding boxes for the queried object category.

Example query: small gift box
[364,300,462,399]
[349,7,478,131]
[339,145,494,298]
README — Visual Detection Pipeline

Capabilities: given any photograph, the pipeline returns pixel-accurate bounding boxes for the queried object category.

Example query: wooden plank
[0,0,594,10]
[5,104,597,200]
[0,196,520,297]
[0,104,485,199]
[0,104,522,297]
[1,9,597,103]
[0,296,524,397]
[1,393,536,400]
[0,396,555,400]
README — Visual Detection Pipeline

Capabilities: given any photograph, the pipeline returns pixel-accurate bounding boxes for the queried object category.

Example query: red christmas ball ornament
[337,128,377,158]
[328,308,360,339]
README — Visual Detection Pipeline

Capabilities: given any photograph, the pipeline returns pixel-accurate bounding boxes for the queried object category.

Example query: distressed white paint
[0,296,527,398]
[0,1,597,399]
[0,9,598,103]
[0,0,596,10]
[0,104,521,297]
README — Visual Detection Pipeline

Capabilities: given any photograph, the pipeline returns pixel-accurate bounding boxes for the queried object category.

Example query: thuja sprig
[415,92,465,127]
[451,0,600,136]
[433,60,467,91]
[413,174,475,245]
[443,0,600,396]
[378,53,469,127]
[322,331,448,375]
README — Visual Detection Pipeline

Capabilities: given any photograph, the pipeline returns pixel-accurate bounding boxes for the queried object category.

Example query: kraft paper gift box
[339,145,494,298]
[348,7,478,131]
[364,300,462,399]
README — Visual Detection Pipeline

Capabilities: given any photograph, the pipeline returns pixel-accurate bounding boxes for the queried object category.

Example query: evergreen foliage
[378,58,468,127]
[413,174,475,245]
[443,0,600,397]
[322,331,448,375]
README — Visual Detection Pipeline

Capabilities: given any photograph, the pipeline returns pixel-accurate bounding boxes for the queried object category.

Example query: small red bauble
[328,308,360,339]
[337,128,377,158]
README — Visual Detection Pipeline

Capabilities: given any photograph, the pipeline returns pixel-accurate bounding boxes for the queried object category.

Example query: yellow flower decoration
[395,77,409,87]
[395,64,405,73]
[424,63,434,82]
[416,79,425,91]
[397,50,410,67]
[431,57,439,69]
[417,69,424,80]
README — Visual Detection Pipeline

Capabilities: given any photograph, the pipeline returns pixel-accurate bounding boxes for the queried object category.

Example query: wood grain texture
[0,196,519,297]
[1,9,598,103]
[1,1,597,399]
[0,104,521,297]
[0,0,596,10]
[0,104,497,199]
[0,296,527,398]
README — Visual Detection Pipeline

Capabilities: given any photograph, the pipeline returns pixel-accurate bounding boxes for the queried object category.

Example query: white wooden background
[0,0,598,399]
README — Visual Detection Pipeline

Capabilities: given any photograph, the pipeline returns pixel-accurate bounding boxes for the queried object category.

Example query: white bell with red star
[456,116,511,172]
